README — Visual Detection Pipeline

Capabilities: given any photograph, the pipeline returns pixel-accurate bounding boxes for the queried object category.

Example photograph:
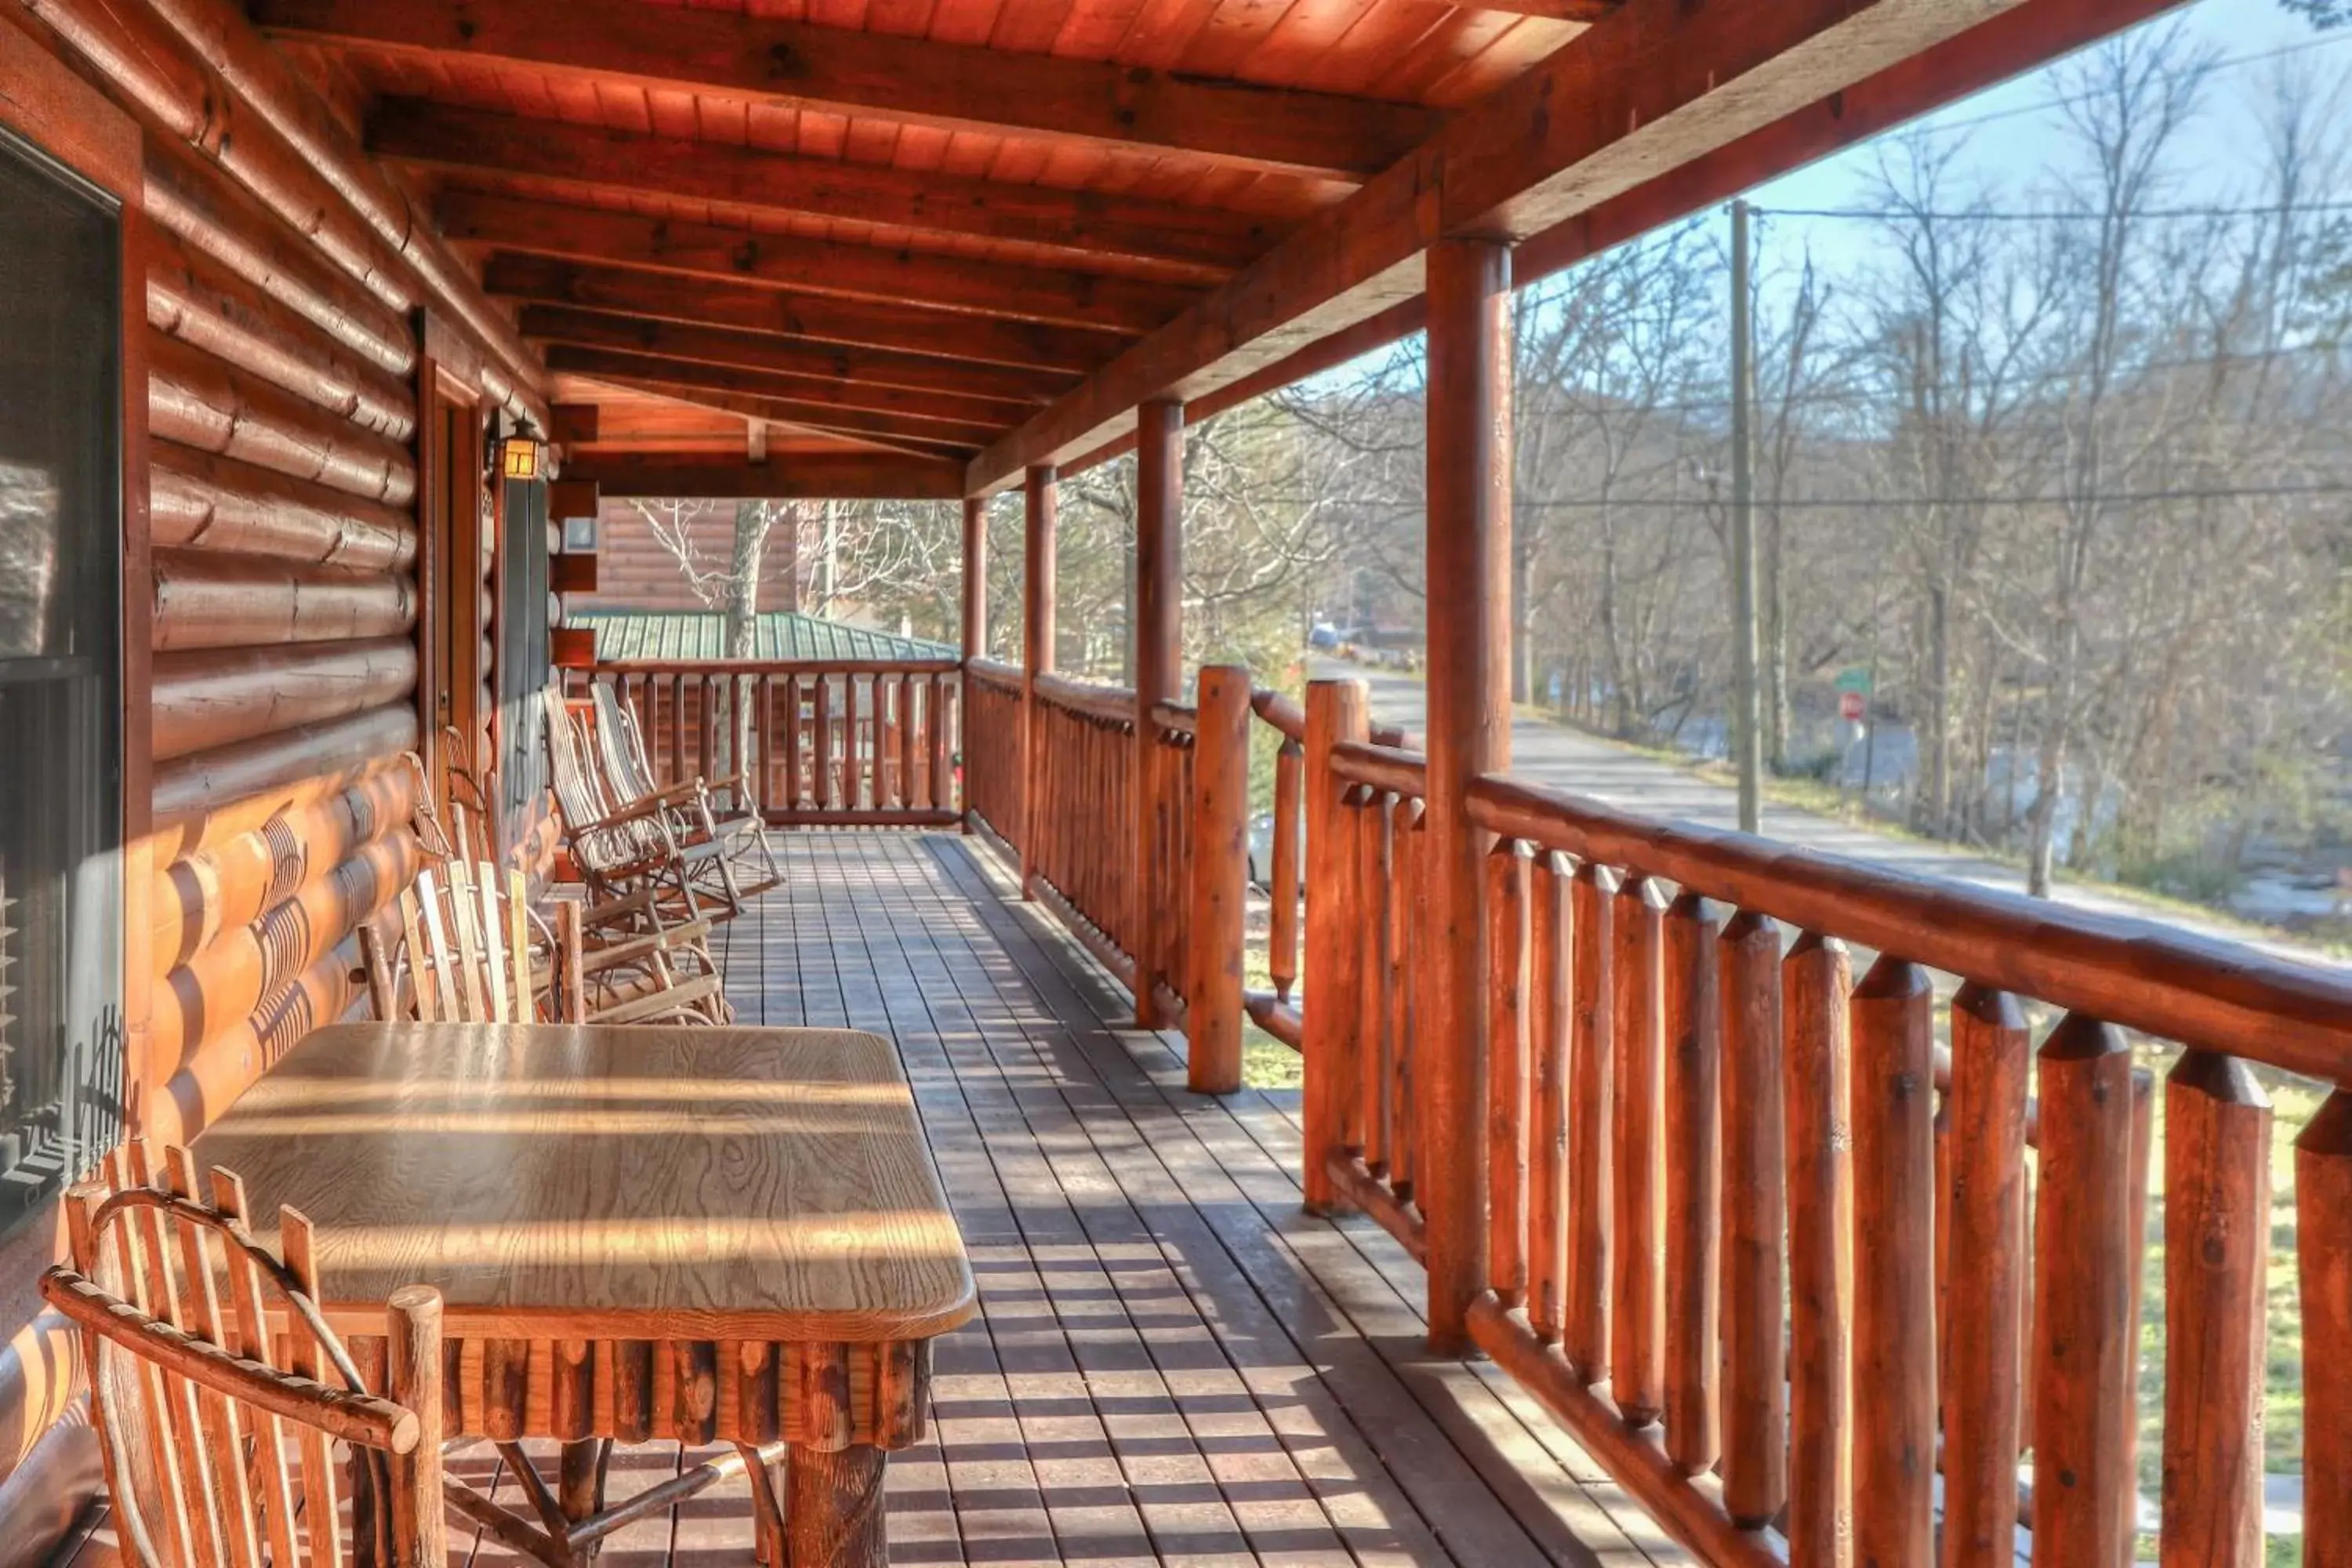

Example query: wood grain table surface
[191,1022,977,1345]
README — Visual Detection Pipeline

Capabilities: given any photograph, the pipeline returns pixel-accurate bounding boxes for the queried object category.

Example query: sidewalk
[1316,659,2343,970]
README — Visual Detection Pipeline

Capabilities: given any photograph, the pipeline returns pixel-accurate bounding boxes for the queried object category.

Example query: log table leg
[788,1443,888,1567]
[559,1439,611,1556]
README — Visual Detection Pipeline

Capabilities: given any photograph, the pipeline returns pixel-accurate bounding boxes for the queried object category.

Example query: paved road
[1319,659,2341,967]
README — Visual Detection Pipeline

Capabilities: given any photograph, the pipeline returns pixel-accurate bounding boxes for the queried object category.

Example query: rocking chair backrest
[589,683,663,803]
[364,862,541,1024]
[541,688,662,873]
[42,1143,445,1568]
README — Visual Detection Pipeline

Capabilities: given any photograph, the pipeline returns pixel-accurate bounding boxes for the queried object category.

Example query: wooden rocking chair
[542,688,742,927]
[42,1143,448,1568]
[589,682,785,899]
[363,861,731,1028]
[407,735,724,973]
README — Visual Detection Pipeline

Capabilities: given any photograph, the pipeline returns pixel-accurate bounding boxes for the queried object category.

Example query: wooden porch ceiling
[253,0,2186,492]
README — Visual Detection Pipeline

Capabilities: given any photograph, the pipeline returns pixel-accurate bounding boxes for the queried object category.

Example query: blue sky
[1745,0,2347,271]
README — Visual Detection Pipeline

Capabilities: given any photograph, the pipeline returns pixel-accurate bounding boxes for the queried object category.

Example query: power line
[1755,198,2352,222]
[1893,29,2352,140]
[1515,481,2352,510]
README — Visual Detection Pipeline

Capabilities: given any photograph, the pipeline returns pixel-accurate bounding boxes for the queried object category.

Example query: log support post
[1134,400,1183,1027]
[960,493,987,833]
[1421,236,1512,1352]
[1302,678,1369,1212]
[1187,664,1250,1094]
[1020,466,1055,897]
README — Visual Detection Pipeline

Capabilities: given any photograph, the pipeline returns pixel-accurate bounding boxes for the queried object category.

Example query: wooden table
[193,1021,975,1566]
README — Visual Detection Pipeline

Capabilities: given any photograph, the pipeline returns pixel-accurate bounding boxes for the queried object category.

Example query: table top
[192,1022,975,1343]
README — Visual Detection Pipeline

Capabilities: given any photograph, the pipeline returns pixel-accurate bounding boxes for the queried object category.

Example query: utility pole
[1728,198,1762,834]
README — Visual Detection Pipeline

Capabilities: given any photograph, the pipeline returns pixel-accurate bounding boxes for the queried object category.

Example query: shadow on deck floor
[55,831,1680,1567]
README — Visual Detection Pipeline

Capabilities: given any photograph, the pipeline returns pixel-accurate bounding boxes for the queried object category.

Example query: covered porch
[60,831,1683,1567]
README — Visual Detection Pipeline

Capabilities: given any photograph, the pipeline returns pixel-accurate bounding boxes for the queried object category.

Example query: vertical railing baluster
[1611,873,1664,1428]
[1661,888,1719,1473]
[667,672,684,787]
[1716,909,1784,1529]
[1486,840,1528,1308]
[815,675,835,811]
[1783,931,1853,1567]
[2031,1014,2138,1566]
[2161,1052,2272,1566]
[1527,851,1570,1345]
[2296,1091,2351,1568]
[1850,955,1936,1568]
[1358,789,1391,1182]
[1271,734,1303,1003]
[1565,860,1615,1386]
[1941,984,2030,1566]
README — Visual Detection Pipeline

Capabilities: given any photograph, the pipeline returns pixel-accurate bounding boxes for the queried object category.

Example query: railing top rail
[1467,770,2352,1084]
[1150,699,1197,739]
[1033,671,1137,727]
[586,657,962,676]
[1330,739,1428,799]
[964,657,1022,690]
[1250,688,1305,743]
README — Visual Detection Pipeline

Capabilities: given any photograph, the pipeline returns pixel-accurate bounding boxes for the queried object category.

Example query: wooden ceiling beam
[251,0,1435,180]
[967,0,2028,490]
[440,192,1201,335]
[536,338,1023,434]
[517,303,1065,408]
[561,452,965,500]
[481,254,1123,376]
[371,100,1283,278]
[544,346,1009,449]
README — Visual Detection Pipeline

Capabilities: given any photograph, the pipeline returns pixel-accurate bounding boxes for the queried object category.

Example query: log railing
[1025,670,1149,993]
[577,659,961,826]
[1243,690,1305,1050]
[1297,711,2352,1566]
[963,658,1023,843]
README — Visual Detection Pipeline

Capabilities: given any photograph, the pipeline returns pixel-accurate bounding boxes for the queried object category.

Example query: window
[562,514,597,553]
[495,475,552,851]
[0,127,125,1239]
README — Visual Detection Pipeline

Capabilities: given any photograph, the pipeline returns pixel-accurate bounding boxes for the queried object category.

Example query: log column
[1422,236,1512,1352]
[1188,665,1250,1094]
[1020,465,1056,898]
[960,494,988,662]
[960,493,987,834]
[1134,401,1183,1026]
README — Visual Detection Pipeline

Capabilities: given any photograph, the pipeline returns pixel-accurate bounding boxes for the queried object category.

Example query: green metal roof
[572,610,957,663]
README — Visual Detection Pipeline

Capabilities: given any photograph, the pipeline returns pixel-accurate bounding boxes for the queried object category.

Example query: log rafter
[368,100,1290,277]
[480,254,1122,376]
[437,193,1203,334]
[560,452,965,500]
[515,304,1067,408]
[545,351,1002,457]
[250,0,1438,180]
[536,342,1020,438]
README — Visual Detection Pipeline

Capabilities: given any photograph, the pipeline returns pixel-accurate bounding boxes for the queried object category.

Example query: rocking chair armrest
[580,920,717,973]
[702,771,750,796]
[576,890,659,931]
[574,795,673,836]
[641,781,708,809]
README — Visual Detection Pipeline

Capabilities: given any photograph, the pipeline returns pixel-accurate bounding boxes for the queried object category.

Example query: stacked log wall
[0,0,548,1545]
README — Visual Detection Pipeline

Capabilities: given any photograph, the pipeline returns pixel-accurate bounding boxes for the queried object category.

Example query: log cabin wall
[0,0,550,1547]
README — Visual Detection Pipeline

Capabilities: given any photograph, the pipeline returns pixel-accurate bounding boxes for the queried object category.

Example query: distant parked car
[1246,809,1305,889]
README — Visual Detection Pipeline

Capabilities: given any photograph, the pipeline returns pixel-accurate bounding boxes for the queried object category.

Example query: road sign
[1834,667,1874,696]
[1839,690,1866,722]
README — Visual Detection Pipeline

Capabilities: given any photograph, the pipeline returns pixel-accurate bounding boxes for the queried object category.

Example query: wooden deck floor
[57,831,1682,1567]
